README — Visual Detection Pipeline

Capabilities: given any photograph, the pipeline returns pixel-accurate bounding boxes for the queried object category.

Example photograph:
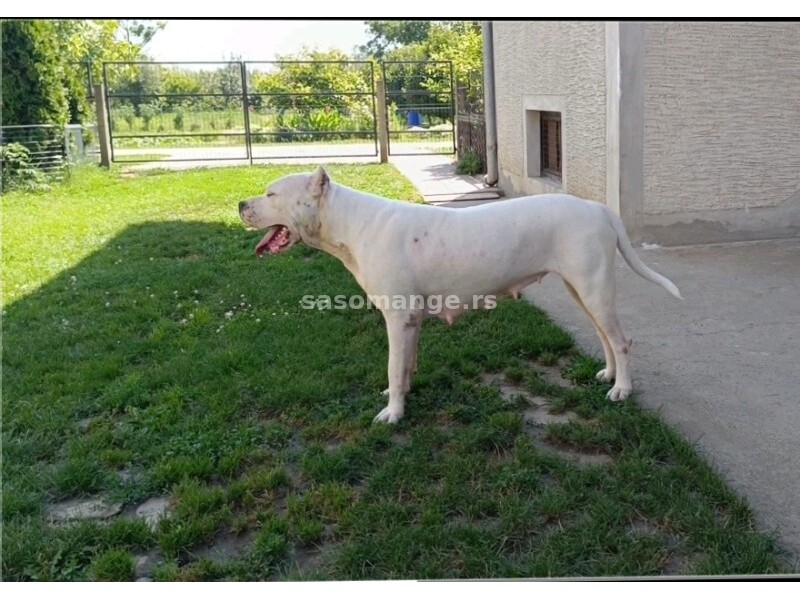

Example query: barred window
[540,111,562,179]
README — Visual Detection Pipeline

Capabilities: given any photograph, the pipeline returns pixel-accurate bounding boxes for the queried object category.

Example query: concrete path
[389,153,501,204]
[523,239,800,566]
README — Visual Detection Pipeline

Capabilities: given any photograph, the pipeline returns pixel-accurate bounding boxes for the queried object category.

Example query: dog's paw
[606,386,632,402]
[596,368,615,382]
[373,406,403,424]
[381,388,389,397]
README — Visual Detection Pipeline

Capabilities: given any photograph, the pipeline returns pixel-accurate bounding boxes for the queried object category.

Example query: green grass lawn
[1,164,788,581]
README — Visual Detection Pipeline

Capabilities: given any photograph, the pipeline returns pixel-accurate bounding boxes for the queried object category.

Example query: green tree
[161,68,203,110]
[2,20,69,126]
[426,22,482,88]
[361,21,432,58]
[118,20,166,48]
[54,20,166,122]
[250,48,372,113]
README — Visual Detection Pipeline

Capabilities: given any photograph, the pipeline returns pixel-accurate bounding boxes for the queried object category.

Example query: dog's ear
[308,166,330,199]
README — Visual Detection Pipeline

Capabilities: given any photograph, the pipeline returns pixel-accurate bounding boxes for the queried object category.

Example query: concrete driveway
[523,238,800,566]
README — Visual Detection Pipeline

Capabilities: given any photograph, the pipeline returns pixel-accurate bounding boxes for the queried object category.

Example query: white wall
[493,22,607,202]
[643,22,800,216]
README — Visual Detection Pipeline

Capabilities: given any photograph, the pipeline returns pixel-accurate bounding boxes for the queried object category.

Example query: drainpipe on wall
[482,21,499,187]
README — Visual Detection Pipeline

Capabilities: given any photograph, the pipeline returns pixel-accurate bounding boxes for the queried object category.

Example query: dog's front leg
[374,310,422,424]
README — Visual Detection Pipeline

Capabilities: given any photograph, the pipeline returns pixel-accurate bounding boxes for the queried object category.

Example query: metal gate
[244,61,378,160]
[380,61,456,156]
[102,60,379,164]
[103,61,250,164]
[101,60,455,163]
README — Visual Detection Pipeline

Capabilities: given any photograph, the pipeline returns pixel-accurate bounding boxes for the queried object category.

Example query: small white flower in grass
[272,312,276,316]
[179,319,187,325]
[189,313,195,319]
[105,302,111,307]
[150,294,155,299]
[255,318,261,323]
[194,300,199,305]
[225,311,234,319]
[177,303,182,308]
[149,257,154,261]
[194,289,199,294]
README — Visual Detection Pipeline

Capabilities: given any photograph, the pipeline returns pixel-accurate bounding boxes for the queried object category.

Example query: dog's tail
[603,206,683,300]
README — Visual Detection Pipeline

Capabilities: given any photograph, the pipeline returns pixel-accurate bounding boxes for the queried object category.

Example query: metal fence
[456,79,486,173]
[100,59,457,164]
[0,124,69,180]
[381,61,456,156]
[102,60,381,164]
[245,61,378,160]
[103,61,250,163]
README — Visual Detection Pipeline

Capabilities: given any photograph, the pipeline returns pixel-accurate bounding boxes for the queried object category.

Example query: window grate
[540,111,562,179]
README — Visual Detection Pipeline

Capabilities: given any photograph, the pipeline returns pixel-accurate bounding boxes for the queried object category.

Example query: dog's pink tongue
[255,228,276,256]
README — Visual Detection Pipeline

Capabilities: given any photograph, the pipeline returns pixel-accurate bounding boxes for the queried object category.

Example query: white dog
[239,166,681,424]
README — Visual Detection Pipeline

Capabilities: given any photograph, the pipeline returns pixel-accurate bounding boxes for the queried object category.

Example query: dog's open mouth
[255,225,293,256]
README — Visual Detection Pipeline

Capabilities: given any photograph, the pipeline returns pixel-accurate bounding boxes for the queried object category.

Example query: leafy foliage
[0,143,51,192]
[456,148,484,176]
[363,20,483,88]
[1,20,69,127]
[249,49,372,113]
[2,20,165,126]
[362,21,484,119]
[360,21,433,58]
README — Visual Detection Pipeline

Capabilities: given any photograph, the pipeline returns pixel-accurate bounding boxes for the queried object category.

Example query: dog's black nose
[238,200,249,215]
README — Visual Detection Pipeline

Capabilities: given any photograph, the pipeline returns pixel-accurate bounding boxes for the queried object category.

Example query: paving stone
[47,497,122,522]
[135,497,171,532]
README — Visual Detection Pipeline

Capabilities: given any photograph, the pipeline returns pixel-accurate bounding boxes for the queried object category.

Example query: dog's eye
[266,192,276,198]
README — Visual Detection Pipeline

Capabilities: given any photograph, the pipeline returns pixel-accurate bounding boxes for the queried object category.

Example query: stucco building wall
[493,21,607,203]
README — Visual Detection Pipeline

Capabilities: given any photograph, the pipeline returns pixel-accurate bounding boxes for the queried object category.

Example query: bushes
[0,143,51,192]
[456,148,484,175]
[1,20,69,128]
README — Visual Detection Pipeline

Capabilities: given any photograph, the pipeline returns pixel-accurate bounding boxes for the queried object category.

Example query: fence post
[94,84,112,168]
[376,79,389,163]
[240,62,253,165]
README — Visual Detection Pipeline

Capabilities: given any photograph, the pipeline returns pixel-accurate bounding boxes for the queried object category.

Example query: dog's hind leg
[374,310,422,424]
[565,275,633,402]
[563,280,616,382]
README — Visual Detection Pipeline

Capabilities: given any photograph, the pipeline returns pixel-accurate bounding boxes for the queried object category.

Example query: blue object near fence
[406,110,422,127]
